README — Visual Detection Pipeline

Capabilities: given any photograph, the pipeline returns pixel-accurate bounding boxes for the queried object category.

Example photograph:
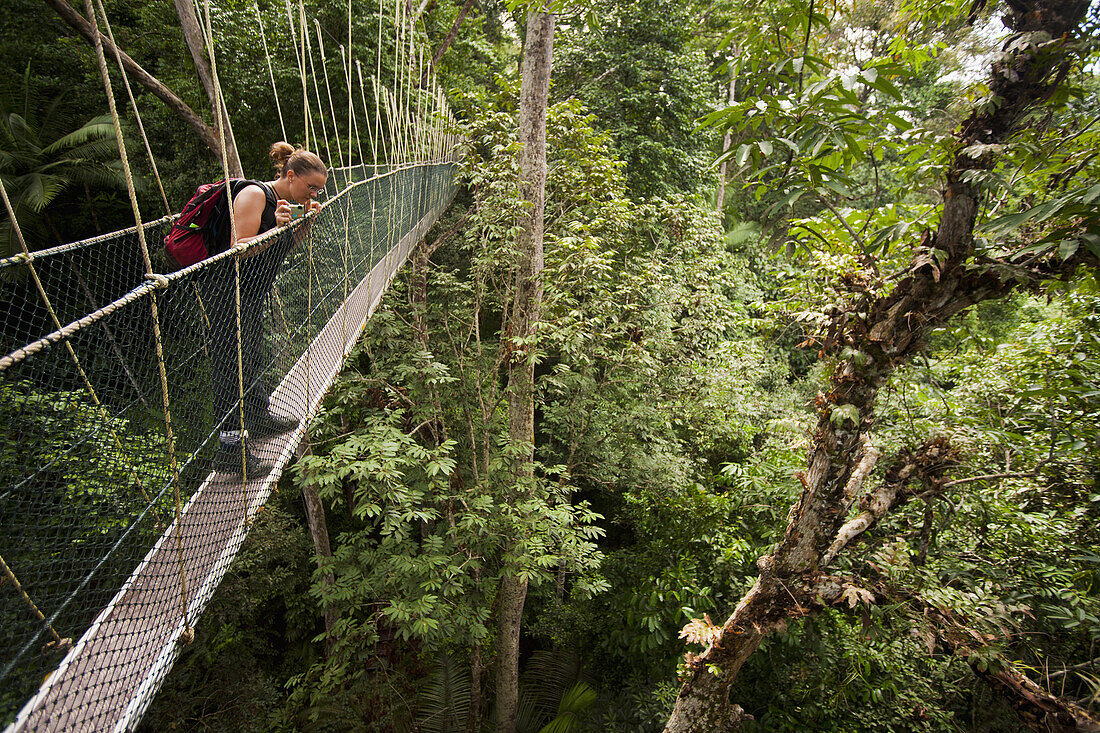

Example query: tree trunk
[467,640,483,733]
[664,1,1091,730]
[493,10,554,733]
[43,0,227,169]
[172,0,242,176]
[300,483,337,656]
[715,57,735,214]
[296,443,337,656]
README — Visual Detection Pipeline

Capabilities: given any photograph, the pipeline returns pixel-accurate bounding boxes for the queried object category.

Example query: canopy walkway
[1,0,462,729]
[1,163,456,732]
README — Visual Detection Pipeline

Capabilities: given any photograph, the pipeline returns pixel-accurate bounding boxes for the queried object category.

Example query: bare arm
[230,186,291,258]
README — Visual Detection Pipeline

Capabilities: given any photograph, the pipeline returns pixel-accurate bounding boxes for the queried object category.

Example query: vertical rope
[340,174,350,349]
[94,0,170,215]
[202,0,249,490]
[379,85,397,165]
[416,46,425,160]
[281,0,302,77]
[347,0,357,167]
[254,1,287,142]
[0,553,70,653]
[280,0,307,145]
[303,222,315,467]
[434,88,444,162]
[376,0,385,162]
[81,0,192,639]
[342,46,366,169]
[410,50,418,162]
[356,61,378,163]
[374,76,388,164]
[393,0,403,164]
[292,0,311,149]
[405,17,416,162]
[304,2,330,161]
[314,19,345,168]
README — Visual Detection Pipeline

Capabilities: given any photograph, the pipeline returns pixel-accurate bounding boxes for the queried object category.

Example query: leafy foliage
[0,72,128,255]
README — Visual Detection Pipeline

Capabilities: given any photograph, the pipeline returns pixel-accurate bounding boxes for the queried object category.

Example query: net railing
[0,161,457,731]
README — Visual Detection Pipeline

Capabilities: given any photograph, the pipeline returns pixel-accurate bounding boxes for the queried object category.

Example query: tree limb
[43,0,226,167]
[422,0,477,87]
[171,0,242,175]
[903,592,1100,733]
[824,438,956,566]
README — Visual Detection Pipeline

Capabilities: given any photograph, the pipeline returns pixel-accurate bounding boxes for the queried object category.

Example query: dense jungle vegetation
[4,0,1100,729]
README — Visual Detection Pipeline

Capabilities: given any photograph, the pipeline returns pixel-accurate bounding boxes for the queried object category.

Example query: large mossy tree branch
[664,2,1093,731]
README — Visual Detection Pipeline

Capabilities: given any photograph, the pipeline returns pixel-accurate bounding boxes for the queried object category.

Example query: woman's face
[286,168,328,204]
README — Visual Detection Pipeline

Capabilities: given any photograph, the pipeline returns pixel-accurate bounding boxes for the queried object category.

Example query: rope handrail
[1,0,461,722]
[3,167,458,732]
[0,162,453,376]
[0,214,178,270]
[0,162,448,273]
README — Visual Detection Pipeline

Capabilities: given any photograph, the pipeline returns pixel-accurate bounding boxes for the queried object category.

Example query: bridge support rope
[5,167,457,733]
[1,0,462,725]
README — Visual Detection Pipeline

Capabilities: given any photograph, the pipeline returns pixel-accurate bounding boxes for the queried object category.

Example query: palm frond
[38,90,75,140]
[23,172,68,212]
[4,113,41,150]
[536,682,598,733]
[516,650,586,733]
[65,137,122,162]
[0,220,16,260]
[69,162,129,193]
[41,116,116,156]
[416,655,471,733]
[0,208,50,258]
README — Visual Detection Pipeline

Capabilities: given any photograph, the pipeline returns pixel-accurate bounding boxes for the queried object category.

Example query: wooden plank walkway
[6,194,451,733]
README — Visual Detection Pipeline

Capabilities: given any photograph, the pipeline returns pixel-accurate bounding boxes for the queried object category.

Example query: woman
[209,142,327,479]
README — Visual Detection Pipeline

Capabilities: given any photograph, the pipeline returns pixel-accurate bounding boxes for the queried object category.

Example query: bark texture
[172,0,243,176]
[664,2,1091,731]
[301,484,337,656]
[44,0,228,167]
[296,442,337,656]
[493,11,554,733]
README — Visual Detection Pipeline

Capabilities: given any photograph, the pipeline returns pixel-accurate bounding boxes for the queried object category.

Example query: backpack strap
[227,180,276,208]
[211,180,280,253]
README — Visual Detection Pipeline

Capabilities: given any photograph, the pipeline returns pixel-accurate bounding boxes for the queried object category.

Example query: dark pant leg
[238,288,271,420]
[202,267,242,433]
[205,234,291,434]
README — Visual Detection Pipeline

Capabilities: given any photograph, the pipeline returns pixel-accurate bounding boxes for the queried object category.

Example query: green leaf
[1059,238,1079,260]
[830,404,860,427]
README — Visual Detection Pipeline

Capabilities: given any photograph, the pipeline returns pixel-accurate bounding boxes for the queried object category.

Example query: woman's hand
[274,199,292,227]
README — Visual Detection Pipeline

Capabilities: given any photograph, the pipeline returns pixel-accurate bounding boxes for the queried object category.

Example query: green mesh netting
[0,161,456,730]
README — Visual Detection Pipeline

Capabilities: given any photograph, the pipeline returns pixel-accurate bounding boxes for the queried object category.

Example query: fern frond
[416,655,471,733]
[41,116,115,156]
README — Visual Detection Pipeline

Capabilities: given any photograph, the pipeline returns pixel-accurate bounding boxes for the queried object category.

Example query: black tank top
[212,180,278,254]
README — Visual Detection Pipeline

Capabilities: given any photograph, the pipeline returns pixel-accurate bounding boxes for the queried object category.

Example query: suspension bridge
[0,0,461,729]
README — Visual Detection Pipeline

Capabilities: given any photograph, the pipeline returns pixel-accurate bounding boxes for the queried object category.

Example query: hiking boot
[212,439,274,480]
[244,411,300,440]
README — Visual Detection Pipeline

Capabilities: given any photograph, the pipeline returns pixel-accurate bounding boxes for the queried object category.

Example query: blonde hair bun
[269,142,326,177]
[269,141,296,172]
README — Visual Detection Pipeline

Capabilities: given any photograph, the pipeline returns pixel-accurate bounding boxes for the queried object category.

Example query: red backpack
[164,179,267,269]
